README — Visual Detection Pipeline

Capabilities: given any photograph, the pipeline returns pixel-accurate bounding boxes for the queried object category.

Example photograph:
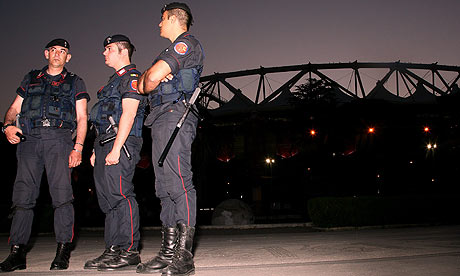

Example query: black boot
[50,243,73,270]
[162,223,195,276]
[0,245,26,272]
[84,245,120,269]
[136,226,177,273]
[97,248,141,271]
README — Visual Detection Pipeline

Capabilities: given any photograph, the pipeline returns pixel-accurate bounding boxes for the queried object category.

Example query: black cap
[161,2,193,26]
[46,38,70,50]
[103,34,135,50]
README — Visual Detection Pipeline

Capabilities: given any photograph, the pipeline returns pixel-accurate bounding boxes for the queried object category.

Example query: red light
[310,129,316,136]
[424,126,430,132]
[368,127,375,133]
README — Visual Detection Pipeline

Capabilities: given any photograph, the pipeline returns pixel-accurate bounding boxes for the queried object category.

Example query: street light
[427,143,437,150]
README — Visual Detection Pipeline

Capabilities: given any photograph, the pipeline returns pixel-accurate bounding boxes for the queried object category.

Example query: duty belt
[150,93,191,108]
[31,118,72,129]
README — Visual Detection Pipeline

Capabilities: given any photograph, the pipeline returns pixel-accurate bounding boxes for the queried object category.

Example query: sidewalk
[0,224,459,275]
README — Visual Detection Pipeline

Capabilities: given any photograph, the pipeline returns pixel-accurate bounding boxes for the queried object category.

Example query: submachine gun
[158,87,201,167]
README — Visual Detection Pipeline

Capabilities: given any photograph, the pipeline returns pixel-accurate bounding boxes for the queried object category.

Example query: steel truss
[198,62,460,109]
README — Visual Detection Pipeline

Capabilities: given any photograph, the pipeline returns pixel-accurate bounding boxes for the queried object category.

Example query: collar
[38,66,67,80]
[173,32,191,43]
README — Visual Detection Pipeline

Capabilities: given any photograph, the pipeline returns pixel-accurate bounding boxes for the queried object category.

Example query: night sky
[1,0,459,116]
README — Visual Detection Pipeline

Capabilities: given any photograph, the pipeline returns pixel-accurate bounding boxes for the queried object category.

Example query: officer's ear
[65,53,72,63]
[121,48,129,57]
[44,49,50,60]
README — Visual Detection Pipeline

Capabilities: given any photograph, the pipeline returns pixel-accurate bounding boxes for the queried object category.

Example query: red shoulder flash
[174,42,188,55]
[130,80,138,91]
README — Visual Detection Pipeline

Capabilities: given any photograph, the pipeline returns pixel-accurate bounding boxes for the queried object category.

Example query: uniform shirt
[106,64,142,101]
[16,66,89,102]
[155,32,204,74]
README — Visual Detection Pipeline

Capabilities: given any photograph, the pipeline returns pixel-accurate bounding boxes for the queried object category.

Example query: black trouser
[145,102,198,227]
[93,135,142,250]
[10,128,74,245]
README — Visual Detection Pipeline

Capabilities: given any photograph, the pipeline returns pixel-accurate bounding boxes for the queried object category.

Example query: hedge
[307,195,460,228]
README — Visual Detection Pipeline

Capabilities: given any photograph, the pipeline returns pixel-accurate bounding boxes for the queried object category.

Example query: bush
[307,195,460,228]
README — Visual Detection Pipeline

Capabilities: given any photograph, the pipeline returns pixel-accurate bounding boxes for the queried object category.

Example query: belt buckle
[41,118,50,127]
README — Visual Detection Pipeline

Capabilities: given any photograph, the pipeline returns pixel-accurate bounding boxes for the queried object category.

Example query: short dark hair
[116,41,135,60]
[167,8,192,30]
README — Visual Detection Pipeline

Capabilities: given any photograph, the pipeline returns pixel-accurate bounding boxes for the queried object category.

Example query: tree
[292,78,336,105]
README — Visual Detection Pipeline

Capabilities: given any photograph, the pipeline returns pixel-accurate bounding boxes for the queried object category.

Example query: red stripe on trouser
[119,175,134,251]
[68,167,75,243]
[177,155,190,225]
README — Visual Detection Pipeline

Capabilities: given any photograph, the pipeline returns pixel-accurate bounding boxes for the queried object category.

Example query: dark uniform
[10,66,89,246]
[90,64,145,252]
[144,31,204,228]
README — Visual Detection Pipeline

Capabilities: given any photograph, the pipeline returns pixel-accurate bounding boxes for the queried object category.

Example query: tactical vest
[149,66,202,107]
[90,69,145,137]
[19,70,77,134]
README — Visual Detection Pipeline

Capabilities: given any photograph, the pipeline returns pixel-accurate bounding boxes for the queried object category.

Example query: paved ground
[0,224,459,275]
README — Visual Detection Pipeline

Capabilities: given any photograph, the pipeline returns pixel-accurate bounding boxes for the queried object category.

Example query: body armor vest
[149,66,202,107]
[90,69,145,137]
[19,70,77,134]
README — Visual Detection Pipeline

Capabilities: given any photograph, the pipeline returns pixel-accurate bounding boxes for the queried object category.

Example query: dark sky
[1,0,459,115]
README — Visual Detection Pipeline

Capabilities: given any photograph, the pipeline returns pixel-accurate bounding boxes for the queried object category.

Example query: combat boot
[162,223,195,276]
[84,245,120,269]
[137,226,177,273]
[50,242,73,270]
[97,248,141,270]
[0,244,26,272]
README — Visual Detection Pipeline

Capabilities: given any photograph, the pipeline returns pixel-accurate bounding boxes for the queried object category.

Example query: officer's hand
[105,150,120,166]
[90,152,96,167]
[69,149,82,168]
[161,74,174,82]
[4,126,22,144]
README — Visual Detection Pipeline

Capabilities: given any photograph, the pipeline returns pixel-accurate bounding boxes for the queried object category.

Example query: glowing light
[265,158,275,164]
[368,127,375,133]
[424,126,430,132]
[310,129,316,136]
[427,143,437,150]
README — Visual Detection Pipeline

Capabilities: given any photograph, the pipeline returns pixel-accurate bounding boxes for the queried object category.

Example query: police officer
[0,38,89,272]
[85,34,145,271]
[136,3,204,276]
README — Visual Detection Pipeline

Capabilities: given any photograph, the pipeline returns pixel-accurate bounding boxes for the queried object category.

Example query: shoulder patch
[174,42,189,55]
[130,80,138,91]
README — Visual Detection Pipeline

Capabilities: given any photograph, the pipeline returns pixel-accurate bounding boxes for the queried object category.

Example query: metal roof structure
[198,62,460,114]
